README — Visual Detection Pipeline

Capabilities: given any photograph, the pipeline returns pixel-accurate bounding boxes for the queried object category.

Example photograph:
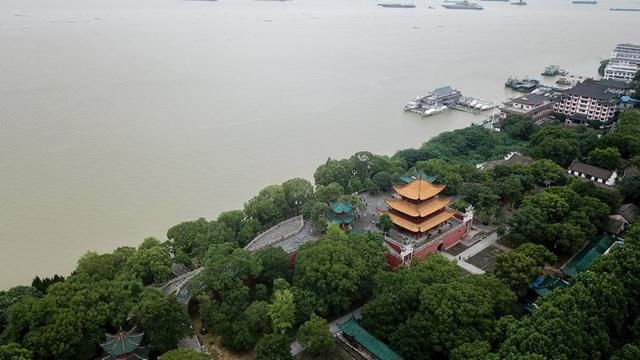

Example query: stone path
[444,232,499,275]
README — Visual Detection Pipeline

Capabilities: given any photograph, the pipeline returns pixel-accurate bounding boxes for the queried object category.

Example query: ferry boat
[541,65,568,76]
[442,0,484,9]
[610,7,640,11]
[378,3,417,7]
[572,0,597,3]
[556,77,573,86]
[510,0,527,5]
[505,77,540,92]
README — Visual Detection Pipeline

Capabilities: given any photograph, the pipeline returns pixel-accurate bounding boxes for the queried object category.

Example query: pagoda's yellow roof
[393,179,446,201]
[385,197,452,218]
[388,210,455,233]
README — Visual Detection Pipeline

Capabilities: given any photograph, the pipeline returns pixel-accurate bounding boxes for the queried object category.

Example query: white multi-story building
[554,82,618,125]
[610,43,640,65]
[604,61,639,82]
[604,43,640,82]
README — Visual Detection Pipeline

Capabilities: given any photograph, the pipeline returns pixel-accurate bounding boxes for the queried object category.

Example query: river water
[0,0,638,289]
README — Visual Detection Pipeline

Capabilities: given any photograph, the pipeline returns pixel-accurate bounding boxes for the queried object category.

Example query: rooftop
[393,179,446,201]
[386,196,452,218]
[565,82,619,101]
[569,160,614,180]
[100,328,148,360]
[562,234,615,277]
[511,94,551,106]
[329,201,353,214]
[585,78,631,90]
[388,210,455,233]
[337,316,403,360]
[618,203,640,224]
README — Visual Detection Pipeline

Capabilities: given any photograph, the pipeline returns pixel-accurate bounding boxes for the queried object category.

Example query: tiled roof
[338,316,403,360]
[393,179,446,201]
[569,160,613,180]
[388,210,455,233]
[385,197,452,218]
[565,82,618,101]
[618,203,640,223]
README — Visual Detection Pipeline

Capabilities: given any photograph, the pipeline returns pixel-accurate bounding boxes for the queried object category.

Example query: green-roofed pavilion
[337,316,403,360]
[563,234,615,277]
[531,275,569,298]
[327,201,355,228]
[99,328,149,360]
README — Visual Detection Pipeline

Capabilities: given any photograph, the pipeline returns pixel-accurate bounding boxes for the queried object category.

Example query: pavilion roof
[338,316,403,360]
[100,328,145,357]
[388,210,455,233]
[385,197,452,218]
[329,201,353,214]
[393,179,446,201]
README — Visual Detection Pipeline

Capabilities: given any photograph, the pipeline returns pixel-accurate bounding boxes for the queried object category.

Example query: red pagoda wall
[412,224,468,261]
[386,253,403,269]
[384,238,402,253]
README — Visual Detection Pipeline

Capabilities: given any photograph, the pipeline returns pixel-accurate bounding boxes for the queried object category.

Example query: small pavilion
[327,201,355,229]
[99,328,149,360]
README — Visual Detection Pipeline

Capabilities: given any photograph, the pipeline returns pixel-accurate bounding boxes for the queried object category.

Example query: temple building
[99,328,149,360]
[327,201,355,229]
[383,174,473,268]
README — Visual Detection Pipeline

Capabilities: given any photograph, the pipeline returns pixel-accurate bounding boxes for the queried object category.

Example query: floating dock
[404,87,495,117]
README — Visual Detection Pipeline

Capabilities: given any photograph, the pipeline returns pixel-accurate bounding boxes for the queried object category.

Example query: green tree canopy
[297,314,333,357]
[160,348,211,360]
[133,289,192,354]
[495,243,557,292]
[254,333,293,360]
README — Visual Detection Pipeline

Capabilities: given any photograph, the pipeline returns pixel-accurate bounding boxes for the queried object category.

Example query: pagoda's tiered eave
[388,210,456,233]
[385,196,452,218]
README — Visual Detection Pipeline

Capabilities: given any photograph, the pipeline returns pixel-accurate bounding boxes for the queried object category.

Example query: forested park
[3,110,640,360]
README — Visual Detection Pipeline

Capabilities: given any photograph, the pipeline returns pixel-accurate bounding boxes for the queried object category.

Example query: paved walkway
[444,232,499,275]
[290,307,363,356]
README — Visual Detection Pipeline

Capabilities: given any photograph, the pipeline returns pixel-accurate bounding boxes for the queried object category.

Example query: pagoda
[327,201,355,229]
[99,327,149,360]
[383,173,473,268]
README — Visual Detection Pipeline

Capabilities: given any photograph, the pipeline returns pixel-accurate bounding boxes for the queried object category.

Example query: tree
[191,243,262,295]
[378,214,393,234]
[268,289,295,334]
[0,343,32,360]
[390,282,498,359]
[362,255,462,342]
[256,247,290,288]
[75,247,135,281]
[245,300,271,333]
[618,174,640,203]
[308,202,329,233]
[495,244,557,292]
[126,245,173,286]
[160,348,211,360]
[294,229,380,313]
[598,59,609,76]
[502,114,537,140]
[244,185,291,227]
[450,341,497,360]
[166,218,234,258]
[611,344,640,360]
[372,171,394,192]
[0,286,40,333]
[31,275,64,294]
[588,147,622,170]
[133,289,192,354]
[314,183,344,204]
[297,314,334,357]
[282,178,314,213]
[254,333,293,360]
[291,286,327,326]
